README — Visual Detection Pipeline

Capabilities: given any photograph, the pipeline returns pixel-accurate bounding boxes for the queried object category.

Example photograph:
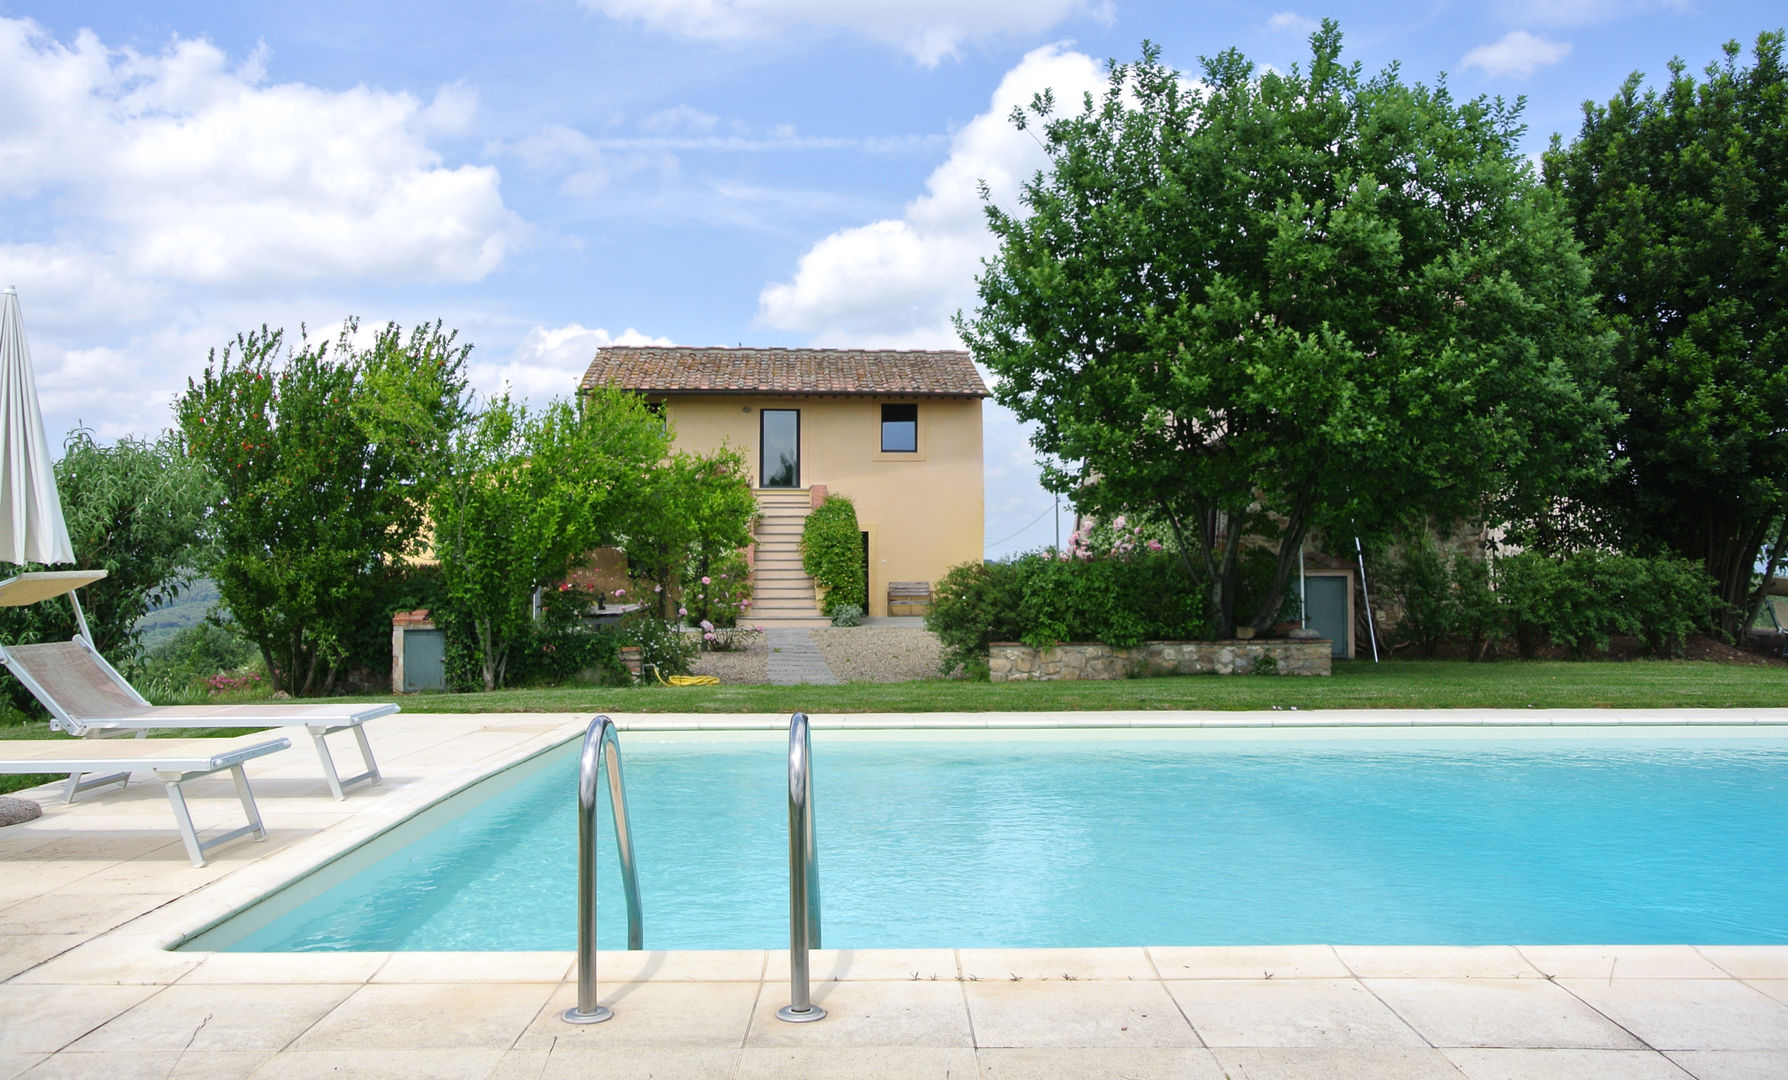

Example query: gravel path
[688,626,944,684]
[810,627,944,683]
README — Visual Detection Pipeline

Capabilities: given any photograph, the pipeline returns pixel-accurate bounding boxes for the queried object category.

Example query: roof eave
[580,384,988,399]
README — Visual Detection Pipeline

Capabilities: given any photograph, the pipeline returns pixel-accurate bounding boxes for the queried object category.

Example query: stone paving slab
[1444,1047,1697,1079]
[764,628,840,685]
[0,709,1785,1079]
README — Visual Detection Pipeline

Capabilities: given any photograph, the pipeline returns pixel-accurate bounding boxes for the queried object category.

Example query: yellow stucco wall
[661,394,984,617]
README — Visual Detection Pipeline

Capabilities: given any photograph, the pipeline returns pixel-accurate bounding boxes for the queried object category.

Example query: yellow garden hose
[649,664,718,687]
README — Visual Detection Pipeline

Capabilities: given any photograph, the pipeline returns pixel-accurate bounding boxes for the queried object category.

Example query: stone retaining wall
[988,638,1331,681]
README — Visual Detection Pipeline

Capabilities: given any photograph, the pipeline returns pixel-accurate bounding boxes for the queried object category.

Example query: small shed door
[1305,576,1350,658]
[403,629,446,691]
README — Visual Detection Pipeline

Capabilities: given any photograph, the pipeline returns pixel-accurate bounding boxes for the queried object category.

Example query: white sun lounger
[0,571,397,801]
[0,735,290,866]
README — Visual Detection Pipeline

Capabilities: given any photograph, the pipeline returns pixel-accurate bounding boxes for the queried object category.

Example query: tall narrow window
[761,409,800,487]
[881,403,917,453]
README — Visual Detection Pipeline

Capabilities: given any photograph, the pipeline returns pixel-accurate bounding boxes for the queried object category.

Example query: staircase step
[753,575,811,587]
[753,596,821,609]
[753,616,833,629]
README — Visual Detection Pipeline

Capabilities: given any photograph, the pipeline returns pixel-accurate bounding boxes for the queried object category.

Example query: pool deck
[2,708,1786,1080]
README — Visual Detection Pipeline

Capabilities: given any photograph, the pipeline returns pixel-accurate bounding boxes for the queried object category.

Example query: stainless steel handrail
[777,711,826,1022]
[563,715,642,1024]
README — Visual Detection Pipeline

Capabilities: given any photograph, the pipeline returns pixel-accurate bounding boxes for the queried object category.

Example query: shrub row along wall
[988,639,1331,681]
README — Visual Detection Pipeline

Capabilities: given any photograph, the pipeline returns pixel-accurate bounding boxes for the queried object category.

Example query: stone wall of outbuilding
[987,638,1331,681]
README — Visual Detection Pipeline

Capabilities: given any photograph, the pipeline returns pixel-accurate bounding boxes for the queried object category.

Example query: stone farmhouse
[581,346,987,627]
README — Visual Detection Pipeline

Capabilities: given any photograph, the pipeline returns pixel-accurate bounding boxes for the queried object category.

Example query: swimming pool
[185,730,1788,952]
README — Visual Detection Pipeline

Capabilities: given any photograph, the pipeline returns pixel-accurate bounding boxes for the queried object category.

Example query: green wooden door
[1305,576,1350,658]
[404,629,446,691]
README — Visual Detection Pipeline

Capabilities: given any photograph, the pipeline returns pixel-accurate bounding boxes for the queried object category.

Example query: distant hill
[135,578,221,650]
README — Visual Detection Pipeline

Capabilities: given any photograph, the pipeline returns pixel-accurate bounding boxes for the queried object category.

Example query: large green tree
[962,25,1615,636]
[620,443,757,618]
[1542,31,1788,637]
[176,320,468,695]
[0,428,214,665]
[431,388,669,691]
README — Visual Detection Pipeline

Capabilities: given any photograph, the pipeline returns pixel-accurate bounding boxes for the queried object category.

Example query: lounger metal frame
[0,737,290,866]
[0,571,394,801]
[2,634,392,801]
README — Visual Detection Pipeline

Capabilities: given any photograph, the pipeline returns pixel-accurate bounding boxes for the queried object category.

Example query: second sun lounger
[0,735,290,866]
[1,637,396,801]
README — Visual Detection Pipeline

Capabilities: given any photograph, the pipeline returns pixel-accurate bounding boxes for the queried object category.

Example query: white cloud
[756,43,1105,346]
[582,0,1109,66]
[1460,30,1572,79]
[1266,12,1319,36]
[757,44,1108,558]
[471,323,675,406]
[639,105,720,134]
[0,244,170,331]
[1494,0,1691,28]
[29,317,237,444]
[0,16,519,289]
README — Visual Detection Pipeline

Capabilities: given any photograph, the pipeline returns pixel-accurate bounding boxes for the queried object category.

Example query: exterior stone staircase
[748,488,830,629]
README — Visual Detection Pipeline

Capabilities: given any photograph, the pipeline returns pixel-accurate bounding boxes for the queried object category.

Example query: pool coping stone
[1,707,1785,1079]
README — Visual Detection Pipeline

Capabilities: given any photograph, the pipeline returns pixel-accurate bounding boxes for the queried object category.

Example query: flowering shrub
[704,624,763,652]
[622,613,699,677]
[926,517,1294,676]
[682,550,752,628]
[205,670,263,695]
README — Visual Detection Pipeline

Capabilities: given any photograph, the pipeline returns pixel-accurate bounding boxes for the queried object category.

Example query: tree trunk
[1157,499,1207,628]
[258,643,283,695]
[1687,511,1772,640]
[477,617,498,692]
[1741,517,1788,636]
[1208,514,1245,638]
[294,630,319,697]
[1246,512,1310,632]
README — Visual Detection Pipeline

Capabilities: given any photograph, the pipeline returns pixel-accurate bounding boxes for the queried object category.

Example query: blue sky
[2,0,1780,557]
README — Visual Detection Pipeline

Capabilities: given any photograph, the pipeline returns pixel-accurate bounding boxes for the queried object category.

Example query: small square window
[881,403,917,452]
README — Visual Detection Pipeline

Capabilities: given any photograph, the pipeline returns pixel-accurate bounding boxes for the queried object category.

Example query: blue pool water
[198,735,1788,951]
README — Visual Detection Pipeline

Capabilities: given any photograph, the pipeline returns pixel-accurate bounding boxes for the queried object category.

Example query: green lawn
[6,659,1785,795]
[331,659,1788,715]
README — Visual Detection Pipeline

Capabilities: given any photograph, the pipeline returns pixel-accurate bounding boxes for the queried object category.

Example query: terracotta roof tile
[580,346,987,398]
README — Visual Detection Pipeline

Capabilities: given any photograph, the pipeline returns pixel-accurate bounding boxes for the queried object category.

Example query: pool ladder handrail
[778,710,826,1022]
[563,715,643,1024]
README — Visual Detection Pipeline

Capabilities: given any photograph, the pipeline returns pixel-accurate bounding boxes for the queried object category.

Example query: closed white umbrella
[0,286,74,567]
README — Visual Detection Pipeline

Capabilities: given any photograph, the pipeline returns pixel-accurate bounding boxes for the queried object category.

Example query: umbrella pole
[67,588,93,643]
